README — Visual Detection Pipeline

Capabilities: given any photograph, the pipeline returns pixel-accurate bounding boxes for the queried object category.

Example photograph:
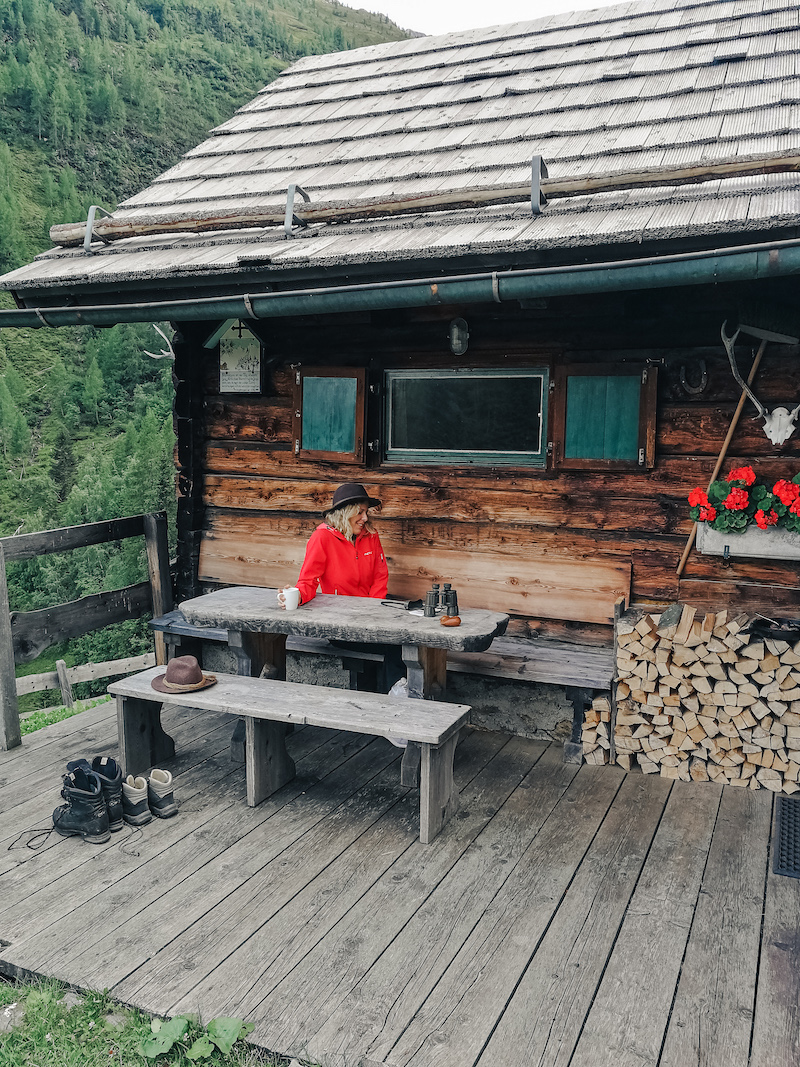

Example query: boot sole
[123,812,153,826]
[53,824,111,844]
[151,803,178,818]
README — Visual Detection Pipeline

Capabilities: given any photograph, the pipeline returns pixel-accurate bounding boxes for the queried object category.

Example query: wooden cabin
[3,0,800,737]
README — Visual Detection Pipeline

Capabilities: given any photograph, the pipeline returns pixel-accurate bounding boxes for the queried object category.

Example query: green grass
[20,695,112,735]
[0,976,295,1066]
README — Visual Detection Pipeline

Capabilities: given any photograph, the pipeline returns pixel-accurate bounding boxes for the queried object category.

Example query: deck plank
[0,733,391,985]
[0,702,788,1067]
[475,770,672,1067]
[359,764,627,1067]
[750,800,800,1067]
[127,729,510,1017]
[250,741,580,1061]
[568,780,722,1067]
[659,786,771,1067]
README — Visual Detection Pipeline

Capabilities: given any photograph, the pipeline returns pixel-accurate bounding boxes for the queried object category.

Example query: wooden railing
[0,512,173,751]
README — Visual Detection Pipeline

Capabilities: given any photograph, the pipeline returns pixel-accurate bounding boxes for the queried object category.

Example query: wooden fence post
[144,511,173,666]
[0,544,22,750]
[55,660,75,708]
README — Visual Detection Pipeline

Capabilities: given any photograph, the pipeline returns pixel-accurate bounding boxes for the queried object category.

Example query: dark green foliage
[1,0,407,692]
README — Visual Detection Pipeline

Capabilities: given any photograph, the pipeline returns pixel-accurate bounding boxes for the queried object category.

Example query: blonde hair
[325,502,376,541]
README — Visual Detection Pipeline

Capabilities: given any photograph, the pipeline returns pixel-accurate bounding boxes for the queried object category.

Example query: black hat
[325,482,381,514]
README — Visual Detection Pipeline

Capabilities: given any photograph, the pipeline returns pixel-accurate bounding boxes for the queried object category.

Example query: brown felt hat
[325,482,381,514]
[151,655,217,694]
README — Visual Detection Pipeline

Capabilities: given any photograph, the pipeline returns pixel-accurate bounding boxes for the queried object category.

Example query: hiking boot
[148,769,178,818]
[67,757,123,832]
[52,766,110,844]
[122,775,152,826]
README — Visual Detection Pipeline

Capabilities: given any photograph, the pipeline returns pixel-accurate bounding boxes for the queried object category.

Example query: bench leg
[245,717,296,806]
[229,631,288,763]
[116,695,175,777]
[419,733,460,844]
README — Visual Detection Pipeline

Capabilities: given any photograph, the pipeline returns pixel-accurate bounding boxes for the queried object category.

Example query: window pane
[302,376,356,453]
[389,373,542,454]
[565,375,640,460]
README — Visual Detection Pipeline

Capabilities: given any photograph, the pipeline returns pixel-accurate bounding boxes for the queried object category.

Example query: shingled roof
[4,0,800,297]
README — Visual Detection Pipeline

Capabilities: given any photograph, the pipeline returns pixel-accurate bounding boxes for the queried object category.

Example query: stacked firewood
[599,605,800,792]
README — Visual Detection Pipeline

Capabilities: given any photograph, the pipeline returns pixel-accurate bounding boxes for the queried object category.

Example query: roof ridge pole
[284,184,310,239]
[531,156,548,215]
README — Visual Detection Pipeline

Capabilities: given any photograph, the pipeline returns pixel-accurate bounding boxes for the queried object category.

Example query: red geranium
[791,498,800,516]
[727,466,756,486]
[723,487,749,511]
[755,508,779,529]
[698,504,717,522]
[688,487,709,507]
[773,479,800,506]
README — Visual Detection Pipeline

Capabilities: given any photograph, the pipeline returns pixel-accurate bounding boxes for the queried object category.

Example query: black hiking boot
[67,757,124,832]
[52,766,110,844]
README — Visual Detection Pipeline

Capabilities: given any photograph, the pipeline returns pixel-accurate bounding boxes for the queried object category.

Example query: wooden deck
[1,699,798,1067]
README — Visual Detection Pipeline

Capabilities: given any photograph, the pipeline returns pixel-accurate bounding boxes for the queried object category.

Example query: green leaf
[139,1016,191,1058]
[708,480,729,504]
[187,1035,216,1060]
[206,1017,248,1054]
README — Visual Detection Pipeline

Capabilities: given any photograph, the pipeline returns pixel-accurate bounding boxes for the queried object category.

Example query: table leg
[116,694,175,777]
[229,631,288,763]
[419,733,460,844]
[400,643,449,785]
[402,643,447,699]
[245,718,296,806]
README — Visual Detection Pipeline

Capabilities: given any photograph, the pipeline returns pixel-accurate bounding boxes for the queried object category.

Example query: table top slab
[180,589,509,653]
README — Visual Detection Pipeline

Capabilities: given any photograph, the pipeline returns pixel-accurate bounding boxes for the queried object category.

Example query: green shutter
[565,375,640,461]
[301,376,357,453]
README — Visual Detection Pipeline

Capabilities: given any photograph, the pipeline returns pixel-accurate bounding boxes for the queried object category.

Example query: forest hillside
[0,0,408,698]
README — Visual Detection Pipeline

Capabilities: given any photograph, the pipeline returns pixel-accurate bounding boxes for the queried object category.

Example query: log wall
[175,281,800,632]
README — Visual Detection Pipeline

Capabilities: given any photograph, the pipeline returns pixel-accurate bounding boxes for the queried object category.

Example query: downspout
[3,238,800,330]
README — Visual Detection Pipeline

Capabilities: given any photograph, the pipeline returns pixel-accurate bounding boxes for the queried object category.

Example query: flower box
[696,522,800,561]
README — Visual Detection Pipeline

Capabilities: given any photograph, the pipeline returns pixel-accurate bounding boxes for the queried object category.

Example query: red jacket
[296,523,388,604]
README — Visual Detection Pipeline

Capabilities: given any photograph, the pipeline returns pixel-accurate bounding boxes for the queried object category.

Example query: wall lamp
[449,317,469,356]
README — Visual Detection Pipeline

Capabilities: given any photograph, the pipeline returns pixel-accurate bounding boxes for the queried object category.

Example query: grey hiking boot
[148,769,178,818]
[67,757,124,832]
[53,766,110,844]
[122,775,152,826]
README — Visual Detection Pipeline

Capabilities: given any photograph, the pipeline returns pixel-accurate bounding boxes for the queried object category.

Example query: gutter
[3,238,800,330]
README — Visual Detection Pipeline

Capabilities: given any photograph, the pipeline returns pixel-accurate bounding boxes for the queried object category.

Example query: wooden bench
[108,666,470,844]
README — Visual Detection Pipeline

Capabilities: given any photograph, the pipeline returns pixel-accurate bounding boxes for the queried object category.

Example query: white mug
[277,586,301,611]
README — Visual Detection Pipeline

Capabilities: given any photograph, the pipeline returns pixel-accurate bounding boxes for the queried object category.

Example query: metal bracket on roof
[284,184,310,239]
[83,205,114,254]
[531,156,548,216]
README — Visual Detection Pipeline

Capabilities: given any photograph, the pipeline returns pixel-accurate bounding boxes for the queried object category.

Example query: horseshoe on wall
[679,359,708,395]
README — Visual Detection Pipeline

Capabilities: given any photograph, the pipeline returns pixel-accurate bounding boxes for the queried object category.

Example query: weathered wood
[144,512,173,667]
[569,781,722,1067]
[245,717,296,806]
[660,786,771,1067]
[0,544,21,751]
[55,660,74,708]
[11,581,154,663]
[447,635,614,688]
[0,514,148,563]
[15,653,157,697]
[49,151,800,246]
[475,771,670,1067]
[180,587,509,653]
[195,539,629,627]
[114,692,176,775]
[750,813,800,1067]
[419,732,460,845]
[110,667,470,750]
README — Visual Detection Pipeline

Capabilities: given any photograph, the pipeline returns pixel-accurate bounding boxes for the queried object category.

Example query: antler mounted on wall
[720,321,800,445]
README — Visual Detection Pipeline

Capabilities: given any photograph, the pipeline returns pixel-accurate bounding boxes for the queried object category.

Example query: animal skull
[720,322,800,445]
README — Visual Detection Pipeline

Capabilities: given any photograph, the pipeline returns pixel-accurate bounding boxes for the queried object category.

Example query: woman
[295,482,388,605]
